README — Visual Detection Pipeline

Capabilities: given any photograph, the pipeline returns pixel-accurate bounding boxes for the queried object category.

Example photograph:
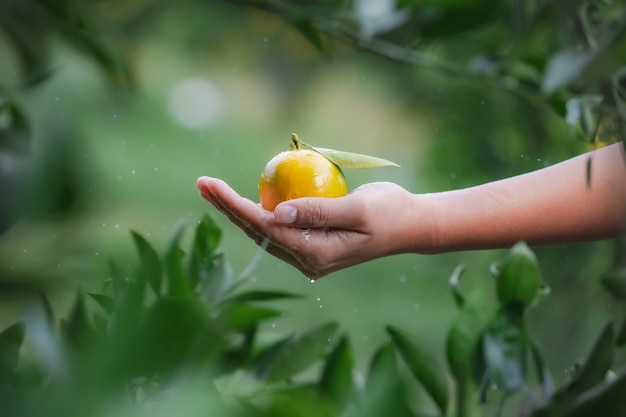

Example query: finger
[198,177,267,226]
[197,177,268,240]
[274,195,365,230]
[197,177,328,278]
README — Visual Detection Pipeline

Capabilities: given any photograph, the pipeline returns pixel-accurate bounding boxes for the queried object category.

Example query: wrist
[400,192,441,255]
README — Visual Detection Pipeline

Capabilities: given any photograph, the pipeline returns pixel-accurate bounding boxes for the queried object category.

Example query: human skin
[197,142,626,279]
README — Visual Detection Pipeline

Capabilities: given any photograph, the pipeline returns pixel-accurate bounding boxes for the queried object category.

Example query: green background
[0,0,621,386]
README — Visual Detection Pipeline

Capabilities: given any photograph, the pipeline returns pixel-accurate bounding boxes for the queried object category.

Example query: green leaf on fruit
[311,146,400,169]
[295,134,400,169]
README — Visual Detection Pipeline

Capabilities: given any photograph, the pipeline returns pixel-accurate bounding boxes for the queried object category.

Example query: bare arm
[428,142,626,252]
[197,143,626,279]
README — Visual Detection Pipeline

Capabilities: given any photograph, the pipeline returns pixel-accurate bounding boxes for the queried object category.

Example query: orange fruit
[258,135,348,211]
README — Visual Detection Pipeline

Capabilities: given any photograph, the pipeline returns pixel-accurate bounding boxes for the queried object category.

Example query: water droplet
[131,170,136,175]
[316,297,321,302]
[309,279,316,284]
[154,167,159,172]
[271,323,276,329]
[399,275,407,283]
[114,224,120,229]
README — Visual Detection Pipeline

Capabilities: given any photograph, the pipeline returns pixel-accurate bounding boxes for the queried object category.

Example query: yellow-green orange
[258,149,348,211]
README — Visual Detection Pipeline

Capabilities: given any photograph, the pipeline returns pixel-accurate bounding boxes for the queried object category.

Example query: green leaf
[138,296,210,374]
[535,322,615,416]
[266,383,326,417]
[387,325,449,414]
[277,13,330,57]
[131,231,163,296]
[311,146,400,169]
[564,96,604,141]
[542,48,595,94]
[106,259,145,339]
[0,97,31,155]
[25,305,67,379]
[0,322,25,372]
[529,339,555,400]
[87,293,115,315]
[108,259,126,301]
[600,267,626,300]
[354,343,415,417]
[224,290,304,303]
[198,252,233,303]
[494,241,542,308]
[294,133,399,169]
[188,215,231,302]
[319,335,353,411]
[188,214,222,290]
[562,366,626,417]
[445,286,494,417]
[220,304,282,331]
[449,264,466,307]
[37,290,55,326]
[248,333,295,380]
[63,291,97,349]
[0,6,53,87]
[568,322,615,392]
[397,0,500,37]
[164,223,191,297]
[250,322,340,381]
[481,305,527,398]
[446,288,494,379]
[618,313,626,347]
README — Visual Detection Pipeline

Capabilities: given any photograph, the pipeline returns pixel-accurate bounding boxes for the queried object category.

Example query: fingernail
[275,205,297,224]
[196,176,211,188]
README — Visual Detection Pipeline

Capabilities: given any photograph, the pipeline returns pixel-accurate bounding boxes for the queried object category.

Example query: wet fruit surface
[258,146,348,211]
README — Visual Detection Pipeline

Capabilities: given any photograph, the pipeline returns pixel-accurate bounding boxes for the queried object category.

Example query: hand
[196,177,433,279]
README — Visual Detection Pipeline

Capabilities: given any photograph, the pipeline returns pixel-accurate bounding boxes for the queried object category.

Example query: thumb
[274,196,363,229]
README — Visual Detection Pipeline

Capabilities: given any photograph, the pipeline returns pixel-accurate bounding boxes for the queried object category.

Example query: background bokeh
[1,0,622,384]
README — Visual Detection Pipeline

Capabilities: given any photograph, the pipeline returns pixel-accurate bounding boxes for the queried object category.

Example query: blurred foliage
[1,0,626,416]
[1,219,625,417]
[231,0,626,141]
[2,0,625,228]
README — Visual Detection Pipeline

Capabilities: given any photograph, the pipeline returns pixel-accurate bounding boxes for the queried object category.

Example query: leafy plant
[1,1,625,416]
[1,218,624,417]
[228,0,625,147]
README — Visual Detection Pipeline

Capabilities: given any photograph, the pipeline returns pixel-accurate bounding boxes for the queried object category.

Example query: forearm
[423,143,626,253]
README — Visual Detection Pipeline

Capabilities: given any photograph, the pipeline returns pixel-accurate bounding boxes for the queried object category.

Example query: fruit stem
[291,133,301,151]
